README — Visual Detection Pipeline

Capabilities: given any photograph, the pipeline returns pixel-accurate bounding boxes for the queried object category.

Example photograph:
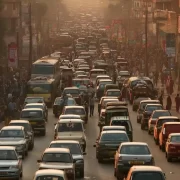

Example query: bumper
[97,150,116,159]
[0,170,20,179]
[32,127,46,133]
[167,152,180,157]
[75,163,84,173]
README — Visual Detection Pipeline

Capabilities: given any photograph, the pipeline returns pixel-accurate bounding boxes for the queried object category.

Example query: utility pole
[28,3,33,72]
[145,0,149,77]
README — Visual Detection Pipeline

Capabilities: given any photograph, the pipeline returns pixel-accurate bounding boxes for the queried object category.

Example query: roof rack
[31,76,50,81]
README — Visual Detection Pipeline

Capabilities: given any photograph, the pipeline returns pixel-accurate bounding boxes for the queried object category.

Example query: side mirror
[93,144,96,147]
[83,152,87,155]
[18,155,22,159]
[37,159,41,163]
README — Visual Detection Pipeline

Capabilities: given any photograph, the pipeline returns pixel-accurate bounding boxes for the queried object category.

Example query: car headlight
[65,169,73,173]
[76,160,84,163]
[9,165,19,169]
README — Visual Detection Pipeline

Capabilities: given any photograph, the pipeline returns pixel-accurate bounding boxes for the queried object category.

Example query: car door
[114,147,120,168]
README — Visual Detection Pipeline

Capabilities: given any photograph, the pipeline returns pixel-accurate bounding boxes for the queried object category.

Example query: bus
[31,58,60,82]
[27,77,59,107]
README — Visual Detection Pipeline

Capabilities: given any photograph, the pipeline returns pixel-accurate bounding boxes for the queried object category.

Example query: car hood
[72,154,83,160]
[57,132,84,140]
[0,160,18,166]
[0,138,26,145]
[39,162,73,169]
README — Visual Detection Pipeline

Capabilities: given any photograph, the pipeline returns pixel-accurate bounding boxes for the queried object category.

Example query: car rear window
[100,133,129,141]
[64,89,80,95]
[21,111,42,118]
[58,122,83,132]
[111,120,132,131]
[107,91,120,96]
[152,111,171,118]
[146,106,162,111]
[120,145,150,155]
[171,136,180,142]
[65,108,85,115]
[132,172,164,180]
[157,119,180,127]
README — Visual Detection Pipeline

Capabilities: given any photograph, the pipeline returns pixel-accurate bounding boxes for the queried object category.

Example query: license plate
[30,122,36,124]
[129,161,144,165]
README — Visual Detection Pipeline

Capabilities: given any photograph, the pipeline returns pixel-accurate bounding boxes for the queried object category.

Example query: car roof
[101,130,127,134]
[21,108,43,111]
[64,87,79,90]
[107,89,120,92]
[121,142,148,146]
[1,126,24,130]
[9,120,30,124]
[111,116,130,121]
[163,122,180,125]
[103,126,126,129]
[130,166,162,172]
[59,115,81,118]
[153,110,169,112]
[140,100,159,103]
[99,79,112,82]
[25,103,44,106]
[64,106,84,109]
[158,116,178,120]
[44,148,70,153]
[146,104,162,106]
[58,119,84,123]
[169,133,180,137]
[50,140,80,144]
[35,169,65,177]
[0,146,16,150]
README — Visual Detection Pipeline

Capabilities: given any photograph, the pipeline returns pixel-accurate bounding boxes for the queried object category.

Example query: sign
[8,42,18,68]
[166,47,175,57]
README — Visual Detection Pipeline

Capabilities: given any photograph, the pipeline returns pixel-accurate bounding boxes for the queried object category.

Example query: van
[159,122,180,151]
[154,116,179,145]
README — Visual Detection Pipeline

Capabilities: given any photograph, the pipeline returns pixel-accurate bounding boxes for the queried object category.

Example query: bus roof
[33,59,59,65]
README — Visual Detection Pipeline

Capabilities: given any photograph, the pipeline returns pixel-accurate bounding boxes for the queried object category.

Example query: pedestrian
[175,94,180,112]
[89,94,95,117]
[166,95,172,110]
[158,94,163,107]
[84,101,89,117]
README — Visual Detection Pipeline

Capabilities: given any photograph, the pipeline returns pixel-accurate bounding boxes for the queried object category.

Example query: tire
[161,144,165,152]
[41,130,46,136]
[29,142,34,150]
[148,129,151,135]
[79,169,84,178]
[98,157,103,163]
[155,138,159,145]
[25,150,28,156]
[114,168,116,177]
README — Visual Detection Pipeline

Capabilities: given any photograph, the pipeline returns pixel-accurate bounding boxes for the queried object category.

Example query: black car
[53,97,77,117]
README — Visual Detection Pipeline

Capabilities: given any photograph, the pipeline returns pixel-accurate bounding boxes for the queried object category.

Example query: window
[111,120,132,131]
[100,133,128,141]
[0,150,17,160]
[152,111,171,119]
[21,111,42,118]
[58,122,83,132]
[0,130,24,138]
[63,89,79,95]
[132,172,163,180]
[65,108,85,115]
[32,65,54,75]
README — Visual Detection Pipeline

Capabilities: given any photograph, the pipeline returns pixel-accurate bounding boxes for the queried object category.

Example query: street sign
[8,42,18,68]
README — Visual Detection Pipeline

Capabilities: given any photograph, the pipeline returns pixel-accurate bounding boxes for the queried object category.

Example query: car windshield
[171,136,180,142]
[25,98,43,104]
[58,122,83,132]
[0,150,17,160]
[132,172,163,180]
[55,98,75,106]
[100,133,128,141]
[107,91,120,96]
[0,130,24,138]
[135,98,149,103]
[64,89,79,95]
[9,123,31,131]
[146,106,162,112]
[36,176,64,180]
[111,120,132,131]
[120,145,150,155]
[21,111,42,118]
[27,84,51,94]
[50,143,82,155]
[65,108,85,115]
[42,153,72,163]
[152,111,171,118]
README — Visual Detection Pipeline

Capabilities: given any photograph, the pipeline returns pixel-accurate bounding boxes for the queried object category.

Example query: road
[22,103,180,180]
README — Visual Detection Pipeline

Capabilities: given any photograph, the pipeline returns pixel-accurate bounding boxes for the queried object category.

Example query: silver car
[0,126,29,159]
[37,148,75,180]
[0,146,23,180]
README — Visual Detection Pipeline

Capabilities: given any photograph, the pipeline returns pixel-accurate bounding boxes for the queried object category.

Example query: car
[62,106,88,123]
[159,122,180,151]
[59,114,81,120]
[126,166,166,180]
[110,116,133,141]
[49,140,86,177]
[53,97,77,117]
[148,110,171,135]
[77,74,88,79]
[94,130,129,163]
[37,148,75,180]
[154,116,180,145]
[165,133,180,162]
[24,97,45,107]
[132,97,151,111]
[62,87,82,105]
[24,103,48,121]
[8,120,34,150]
[104,89,121,98]
[33,169,67,180]
[95,75,110,85]
[0,146,23,180]
[20,108,46,136]
[114,142,155,180]
[74,71,86,77]
[0,126,29,158]
[54,119,86,152]
[100,98,119,111]
[137,100,160,123]
[141,104,163,130]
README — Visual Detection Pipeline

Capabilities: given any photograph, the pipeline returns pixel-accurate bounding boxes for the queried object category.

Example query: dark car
[114,142,155,180]
[93,130,129,163]
[141,104,163,130]
[53,97,76,117]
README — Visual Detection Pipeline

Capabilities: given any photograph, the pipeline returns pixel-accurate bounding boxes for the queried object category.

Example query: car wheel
[154,138,159,145]
[79,169,84,178]
[41,130,46,136]
[161,145,165,152]
[29,142,34,150]
[25,149,28,156]
[114,168,116,177]
[148,129,151,135]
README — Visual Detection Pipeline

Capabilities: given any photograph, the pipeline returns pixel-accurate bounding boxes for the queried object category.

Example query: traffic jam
[0,6,180,180]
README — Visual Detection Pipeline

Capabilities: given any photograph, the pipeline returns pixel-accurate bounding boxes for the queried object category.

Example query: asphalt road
[22,103,180,180]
